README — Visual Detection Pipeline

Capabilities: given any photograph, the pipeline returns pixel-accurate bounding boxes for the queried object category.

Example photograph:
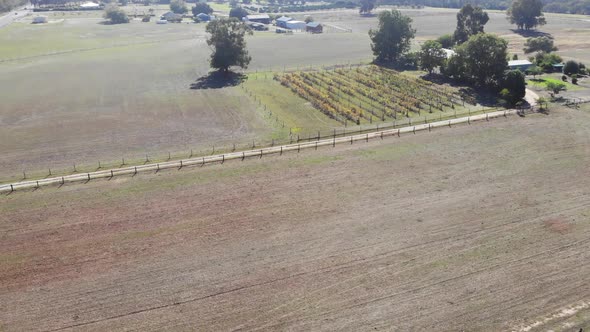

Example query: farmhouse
[32,16,47,24]
[276,16,292,28]
[306,22,323,33]
[508,60,533,71]
[161,11,183,22]
[285,20,306,30]
[246,14,270,24]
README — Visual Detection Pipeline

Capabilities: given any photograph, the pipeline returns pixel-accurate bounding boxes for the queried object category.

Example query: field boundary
[0,109,521,194]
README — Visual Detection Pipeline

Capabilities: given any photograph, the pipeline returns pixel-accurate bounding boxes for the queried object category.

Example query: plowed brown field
[1,107,589,331]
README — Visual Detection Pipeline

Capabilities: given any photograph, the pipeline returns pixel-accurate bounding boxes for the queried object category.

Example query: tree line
[0,0,26,12]
[352,0,590,15]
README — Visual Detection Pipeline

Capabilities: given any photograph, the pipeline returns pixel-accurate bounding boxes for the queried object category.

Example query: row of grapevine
[275,65,467,125]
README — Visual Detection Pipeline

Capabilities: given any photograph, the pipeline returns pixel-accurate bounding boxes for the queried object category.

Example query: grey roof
[508,60,533,66]
[276,16,292,22]
[306,22,321,28]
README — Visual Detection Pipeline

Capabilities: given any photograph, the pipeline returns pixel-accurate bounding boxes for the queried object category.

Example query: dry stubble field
[1,106,589,331]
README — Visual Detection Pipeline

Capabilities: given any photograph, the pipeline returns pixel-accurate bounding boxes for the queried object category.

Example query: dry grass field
[1,106,589,331]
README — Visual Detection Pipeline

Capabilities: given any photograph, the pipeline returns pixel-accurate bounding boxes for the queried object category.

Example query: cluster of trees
[507,0,545,30]
[544,0,590,15]
[370,7,525,105]
[339,0,590,15]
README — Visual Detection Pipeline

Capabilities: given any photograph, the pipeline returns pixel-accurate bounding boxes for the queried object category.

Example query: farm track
[0,109,518,193]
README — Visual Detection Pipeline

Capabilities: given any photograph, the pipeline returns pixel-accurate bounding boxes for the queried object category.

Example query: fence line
[0,109,521,194]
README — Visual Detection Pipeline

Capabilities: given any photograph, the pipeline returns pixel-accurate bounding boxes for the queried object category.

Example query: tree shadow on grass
[422,74,500,107]
[510,29,552,38]
[190,71,247,90]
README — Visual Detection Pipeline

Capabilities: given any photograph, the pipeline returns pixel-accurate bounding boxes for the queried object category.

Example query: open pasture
[2,6,590,181]
[0,18,362,182]
[1,106,589,331]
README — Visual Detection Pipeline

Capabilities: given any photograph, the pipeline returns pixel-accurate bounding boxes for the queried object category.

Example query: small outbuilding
[508,60,533,71]
[276,16,292,28]
[306,22,322,33]
[552,63,565,72]
[32,16,48,24]
[246,14,270,24]
[285,20,306,30]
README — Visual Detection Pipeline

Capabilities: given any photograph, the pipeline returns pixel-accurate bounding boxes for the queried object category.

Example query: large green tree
[419,40,446,74]
[229,6,248,19]
[369,10,416,64]
[359,0,376,15]
[192,2,213,15]
[447,33,508,87]
[104,4,129,24]
[453,4,489,45]
[170,0,188,14]
[500,70,526,105]
[507,0,546,30]
[206,18,252,72]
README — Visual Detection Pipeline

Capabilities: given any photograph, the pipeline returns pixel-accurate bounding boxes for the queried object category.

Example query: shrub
[564,60,580,76]
[436,34,454,48]
[572,74,578,85]
[562,75,568,82]
[104,4,129,24]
